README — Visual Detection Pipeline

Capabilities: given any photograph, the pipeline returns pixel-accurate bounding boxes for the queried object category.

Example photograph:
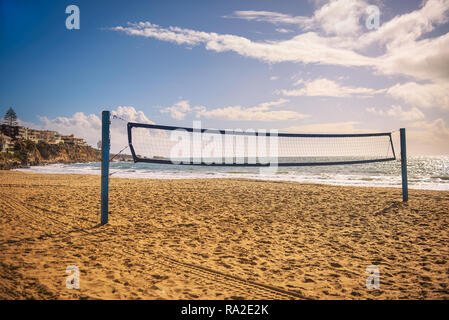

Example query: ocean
[15,156,449,191]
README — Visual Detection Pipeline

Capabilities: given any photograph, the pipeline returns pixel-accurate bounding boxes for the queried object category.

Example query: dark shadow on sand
[0,223,105,246]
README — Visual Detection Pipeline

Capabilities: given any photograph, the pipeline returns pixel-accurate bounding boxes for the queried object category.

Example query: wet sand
[0,170,448,299]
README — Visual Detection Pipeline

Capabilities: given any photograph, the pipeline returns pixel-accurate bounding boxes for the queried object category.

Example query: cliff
[0,140,101,170]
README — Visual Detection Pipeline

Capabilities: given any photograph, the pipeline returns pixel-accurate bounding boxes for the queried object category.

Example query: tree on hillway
[3,108,18,126]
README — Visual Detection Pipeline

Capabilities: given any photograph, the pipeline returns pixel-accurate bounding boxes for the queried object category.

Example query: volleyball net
[127,122,396,167]
[100,110,408,225]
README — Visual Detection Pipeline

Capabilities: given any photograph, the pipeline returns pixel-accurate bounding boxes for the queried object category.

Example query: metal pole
[101,110,110,224]
[400,128,408,202]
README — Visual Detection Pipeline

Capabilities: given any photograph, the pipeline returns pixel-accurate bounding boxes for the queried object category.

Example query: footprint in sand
[152,274,169,280]
[329,262,343,268]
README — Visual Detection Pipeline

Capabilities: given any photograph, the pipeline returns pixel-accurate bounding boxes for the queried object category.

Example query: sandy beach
[0,170,448,300]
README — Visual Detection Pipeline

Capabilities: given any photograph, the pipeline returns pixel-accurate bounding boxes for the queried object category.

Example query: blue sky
[1,0,449,154]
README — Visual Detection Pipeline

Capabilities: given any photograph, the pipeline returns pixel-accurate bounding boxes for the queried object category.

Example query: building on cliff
[26,129,40,143]
[0,125,87,152]
[0,134,13,152]
[61,134,87,146]
[0,124,26,140]
[37,130,63,144]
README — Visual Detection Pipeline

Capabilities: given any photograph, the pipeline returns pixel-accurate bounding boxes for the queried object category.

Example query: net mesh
[128,123,396,166]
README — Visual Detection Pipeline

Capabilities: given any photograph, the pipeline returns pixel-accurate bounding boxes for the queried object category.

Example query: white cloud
[160,98,309,122]
[407,118,449,155]
[275,28,293,33]
[359,0,449,83]
[110,106,153,124]
[313,0,368,36]
[358,0,449,49]
[270,76,279,80]
[366,105,425,121]
[227,0,369,36]
[111,22,376,67]
[379,33,449,82]
[257,98,289,108]
[224,10,312,26]
[111,0,449,86]
[281,78,385,97]
[283,121,364,133]
[17,119,44,130]
[37,112,102,146]
[160,100,204,120]
[197,106,309,121]
[387,82,449,110]
[107,1,449,154]
[112,22,212,46]
[285,119,449,155]
[36,106,153,153]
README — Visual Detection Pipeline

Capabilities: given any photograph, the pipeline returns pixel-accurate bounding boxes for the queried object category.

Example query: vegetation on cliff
[0,140,101,170]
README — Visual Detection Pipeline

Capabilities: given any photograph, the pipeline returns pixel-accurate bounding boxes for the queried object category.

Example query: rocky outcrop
[0,140,101,170]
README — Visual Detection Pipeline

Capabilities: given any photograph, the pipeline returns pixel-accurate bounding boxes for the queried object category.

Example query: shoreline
[1,159,103,170]
[8,170,449,199]
[11,162,449,191]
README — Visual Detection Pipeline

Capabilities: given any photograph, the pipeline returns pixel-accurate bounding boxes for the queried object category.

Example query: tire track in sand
[2,194,306,299]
